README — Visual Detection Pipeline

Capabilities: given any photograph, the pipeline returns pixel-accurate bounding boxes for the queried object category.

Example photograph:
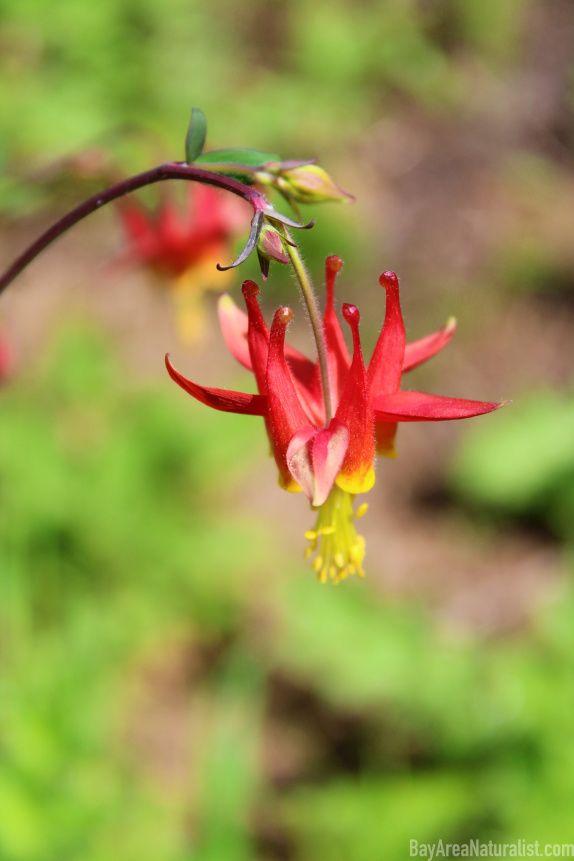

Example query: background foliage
[1,0,573,858]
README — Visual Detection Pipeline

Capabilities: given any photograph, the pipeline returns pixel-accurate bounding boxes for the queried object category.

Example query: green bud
[276,164,353,204]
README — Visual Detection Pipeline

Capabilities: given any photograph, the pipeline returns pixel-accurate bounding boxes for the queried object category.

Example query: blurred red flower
[0,336,12,382]
[118,185,244,341]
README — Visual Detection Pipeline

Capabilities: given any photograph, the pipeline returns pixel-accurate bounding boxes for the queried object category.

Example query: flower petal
[188,184,230,237]
[165,354,267,415]
[335,304,375,495]
[218,294,252,370]
[0,335,12,381]
[285,426,318,502]
[365,271,406,459]
[117,198,159,261]
[374,390,504,422]
[266,307,315,489]
[240,281,322,422]
[324,255,350,402]
[375,422,398,458]
[287,354,323,424]
[403,317,457,373]
[286,421,349,507]
[242,280,269,391]
[367,271,406,396]
[311,422,350,506]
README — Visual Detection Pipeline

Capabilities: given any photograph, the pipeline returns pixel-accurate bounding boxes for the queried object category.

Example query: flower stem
[284,237,333,424]
[0,162,266,298]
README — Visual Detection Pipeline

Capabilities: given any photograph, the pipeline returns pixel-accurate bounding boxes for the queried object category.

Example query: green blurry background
[1,0,574,858]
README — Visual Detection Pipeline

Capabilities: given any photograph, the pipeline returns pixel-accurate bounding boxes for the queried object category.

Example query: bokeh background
[1,1,574,858]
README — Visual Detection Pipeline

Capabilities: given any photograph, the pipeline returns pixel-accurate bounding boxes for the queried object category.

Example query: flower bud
[276,164,353,204]
[257,223,290,279]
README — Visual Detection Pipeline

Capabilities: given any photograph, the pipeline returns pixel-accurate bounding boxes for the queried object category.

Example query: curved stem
[0,162,265,297]
[284,238,333,424]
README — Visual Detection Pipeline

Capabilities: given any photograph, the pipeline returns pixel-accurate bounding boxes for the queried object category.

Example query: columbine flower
[166,257,502,583]
[117,184,243,342]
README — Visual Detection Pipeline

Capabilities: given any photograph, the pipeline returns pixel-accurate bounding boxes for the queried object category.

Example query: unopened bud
[257,223,290,279]
[277,164,353,204]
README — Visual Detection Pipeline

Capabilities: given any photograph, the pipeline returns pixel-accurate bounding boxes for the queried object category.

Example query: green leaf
[184,106,207,163]
[196,147,281,167]
[195,147,281,182]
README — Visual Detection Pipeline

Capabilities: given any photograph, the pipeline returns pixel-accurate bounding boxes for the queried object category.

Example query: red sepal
[242,281,269,391]
[374,390,503,422]
[403,318,457,373]
[165,354,267,415]
[368,271,406,396]
[218,294,252,370]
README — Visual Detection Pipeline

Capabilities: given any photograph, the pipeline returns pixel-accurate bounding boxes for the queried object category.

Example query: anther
[318,525,335,536]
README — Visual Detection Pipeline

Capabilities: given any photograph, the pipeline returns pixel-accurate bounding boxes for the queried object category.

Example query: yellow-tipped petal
[336,466,376,495]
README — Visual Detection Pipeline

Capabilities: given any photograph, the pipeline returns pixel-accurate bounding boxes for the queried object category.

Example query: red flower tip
[273,306,294,328]
[379,271,399,291]
[241,279,260,299]
[342,303,360,325]
[342,304,362,353]
[326,255,343,274]
[325,255,344,311]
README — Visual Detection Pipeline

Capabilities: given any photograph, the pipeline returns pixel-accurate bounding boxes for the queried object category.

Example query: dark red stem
[0,161,265,297]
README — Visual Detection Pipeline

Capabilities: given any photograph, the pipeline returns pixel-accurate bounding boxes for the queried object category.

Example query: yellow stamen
[356,502,369,518]
[304,486,367,583]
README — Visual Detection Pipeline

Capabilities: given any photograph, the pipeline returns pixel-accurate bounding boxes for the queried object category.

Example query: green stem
[284,238,333,424]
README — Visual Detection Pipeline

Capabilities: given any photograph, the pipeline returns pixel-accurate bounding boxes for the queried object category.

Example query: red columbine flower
[166,257,502,582]
[117,184,244,341]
